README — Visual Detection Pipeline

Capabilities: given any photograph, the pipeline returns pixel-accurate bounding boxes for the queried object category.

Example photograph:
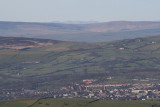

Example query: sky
[0,0,160,22]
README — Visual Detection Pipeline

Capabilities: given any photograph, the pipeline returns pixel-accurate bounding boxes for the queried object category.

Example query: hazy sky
[0,0,160,22]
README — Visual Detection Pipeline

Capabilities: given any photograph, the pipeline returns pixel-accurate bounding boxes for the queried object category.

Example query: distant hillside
[0,36,160,90]
[1,21,160,42]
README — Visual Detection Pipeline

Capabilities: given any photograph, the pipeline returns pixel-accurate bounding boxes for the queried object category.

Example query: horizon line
[0,20,160,24]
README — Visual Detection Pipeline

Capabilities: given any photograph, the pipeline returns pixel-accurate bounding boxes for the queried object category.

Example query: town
[1,79,160,101]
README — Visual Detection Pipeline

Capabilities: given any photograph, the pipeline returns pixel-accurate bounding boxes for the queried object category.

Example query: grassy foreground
[0,98,160,107]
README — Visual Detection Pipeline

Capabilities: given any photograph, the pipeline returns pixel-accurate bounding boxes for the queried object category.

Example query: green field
[0,98,160,107]
[0,36,160,89]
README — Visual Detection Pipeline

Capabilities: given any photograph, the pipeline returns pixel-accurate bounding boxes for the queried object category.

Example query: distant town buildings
[1,79,160,100]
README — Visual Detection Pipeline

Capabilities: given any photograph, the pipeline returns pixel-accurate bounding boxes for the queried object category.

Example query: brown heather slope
[0,37,60,49]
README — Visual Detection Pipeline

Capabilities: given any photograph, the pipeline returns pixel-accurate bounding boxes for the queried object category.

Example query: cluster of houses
[0,79,160,100]
[55,79,160,100]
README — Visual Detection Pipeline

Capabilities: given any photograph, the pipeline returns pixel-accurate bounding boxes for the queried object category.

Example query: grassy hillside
[1,21,160,42]
[0,98,160,107]
[0,36,160,89]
